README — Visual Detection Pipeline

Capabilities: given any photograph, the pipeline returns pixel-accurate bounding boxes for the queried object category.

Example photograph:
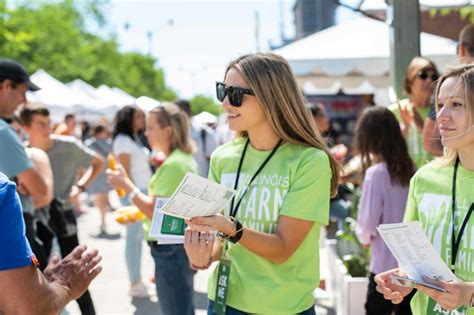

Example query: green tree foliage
[189,94,223,116]
[0,0,177,100]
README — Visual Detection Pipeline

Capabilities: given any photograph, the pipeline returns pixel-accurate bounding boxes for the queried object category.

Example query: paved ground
[61,198,335,315]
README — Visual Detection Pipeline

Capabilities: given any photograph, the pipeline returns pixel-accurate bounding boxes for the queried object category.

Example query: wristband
[218,217,244,244]
[128,187,140,202]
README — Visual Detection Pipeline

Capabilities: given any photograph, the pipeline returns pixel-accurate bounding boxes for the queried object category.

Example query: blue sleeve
[0,173,34,271]
[0,128,33,178]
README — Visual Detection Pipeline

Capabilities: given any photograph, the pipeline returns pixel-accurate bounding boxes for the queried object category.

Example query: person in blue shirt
[0,172,102,314]
[0,58,52,212]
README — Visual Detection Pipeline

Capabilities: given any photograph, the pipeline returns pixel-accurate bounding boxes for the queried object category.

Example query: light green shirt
[143,149,199,241]
[389,100,432,169]
[404,161,474,315]
[207,137,331,314]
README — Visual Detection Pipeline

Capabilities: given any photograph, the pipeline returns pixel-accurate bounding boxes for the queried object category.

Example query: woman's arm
[186,214,314,264]
[415,276,474,311]
[106,167,155,218]
[117,153,131,179]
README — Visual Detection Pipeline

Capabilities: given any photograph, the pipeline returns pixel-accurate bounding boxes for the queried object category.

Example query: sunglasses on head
[216,81,254,107]
[416,70,438,81]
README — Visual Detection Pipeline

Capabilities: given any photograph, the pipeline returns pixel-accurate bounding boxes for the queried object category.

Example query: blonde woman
[184,53,340,314]
[389,57,439,169]
[375,65,474,313]
[108,102,199,315]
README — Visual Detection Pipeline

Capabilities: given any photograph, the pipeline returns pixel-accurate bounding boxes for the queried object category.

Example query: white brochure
[377,222,455,289]
[149,197,186,245]
[158,172,236,219]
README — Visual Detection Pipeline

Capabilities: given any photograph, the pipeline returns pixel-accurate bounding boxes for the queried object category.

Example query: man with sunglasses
[422,24,474,158]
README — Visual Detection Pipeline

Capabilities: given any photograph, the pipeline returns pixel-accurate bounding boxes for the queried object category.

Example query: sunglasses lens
[228,88,243,107]
[417,71,438,81]
[216,83,226,102]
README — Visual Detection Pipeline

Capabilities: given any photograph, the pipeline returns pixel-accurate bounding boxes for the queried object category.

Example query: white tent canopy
[273,16,458,104]
[26,70,136,123]
[193,111,217,126]
[27,69,83,107]
[68,79,114,108]
[96,85,135,107]
[273,16,457,78]
[135,95,161,113]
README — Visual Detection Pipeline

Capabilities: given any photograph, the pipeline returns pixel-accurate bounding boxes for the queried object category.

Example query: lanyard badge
[213,249,232,315]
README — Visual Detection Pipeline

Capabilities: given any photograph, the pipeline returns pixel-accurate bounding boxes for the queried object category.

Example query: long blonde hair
[434,64,474,166]
[149,102,194,154]
[225,53,341,195]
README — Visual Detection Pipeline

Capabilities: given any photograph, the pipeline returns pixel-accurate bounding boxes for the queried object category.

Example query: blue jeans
[149,243,195,315]
[121,194,145,284]
[207,300,316,315]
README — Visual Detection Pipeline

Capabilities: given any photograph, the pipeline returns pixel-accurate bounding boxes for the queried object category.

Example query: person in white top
[176,99,220,177]
[112,105,153,298]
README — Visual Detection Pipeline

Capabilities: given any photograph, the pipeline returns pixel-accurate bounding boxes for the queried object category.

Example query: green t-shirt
[404,161,474,315]
[207,137,331,314]
[389,100,432,169]
[143,149,199,241]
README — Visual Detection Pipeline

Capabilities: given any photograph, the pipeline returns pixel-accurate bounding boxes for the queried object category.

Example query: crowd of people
[0,22,474,315]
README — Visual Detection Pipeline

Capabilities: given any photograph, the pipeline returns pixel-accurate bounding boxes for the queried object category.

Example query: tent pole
[387,0,421,100]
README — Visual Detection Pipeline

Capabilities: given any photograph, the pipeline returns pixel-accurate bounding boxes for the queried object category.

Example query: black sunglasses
[417,70,438,81]
[216,81,254,107]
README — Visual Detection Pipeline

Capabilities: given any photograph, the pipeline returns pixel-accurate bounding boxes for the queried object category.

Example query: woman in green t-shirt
[183,53,341,315]
[375,64,474,314]
[108,102,199,315]
[388,56,439,169]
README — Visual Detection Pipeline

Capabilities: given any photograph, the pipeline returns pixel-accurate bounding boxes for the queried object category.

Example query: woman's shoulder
[412,159,452,185]
[366,162,389,176]
[210,137,245,159]
[283,142,330,165]
[113,133,133,143]
[162,149,197,171]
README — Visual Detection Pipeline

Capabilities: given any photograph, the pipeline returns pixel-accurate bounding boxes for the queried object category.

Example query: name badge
[213,256,232,315]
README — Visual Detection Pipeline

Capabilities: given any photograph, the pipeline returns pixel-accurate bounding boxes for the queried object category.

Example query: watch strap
[218,217,244,244]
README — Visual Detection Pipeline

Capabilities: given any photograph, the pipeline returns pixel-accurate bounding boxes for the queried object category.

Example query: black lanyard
[229,138,282,218]
[450,158,474,273]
